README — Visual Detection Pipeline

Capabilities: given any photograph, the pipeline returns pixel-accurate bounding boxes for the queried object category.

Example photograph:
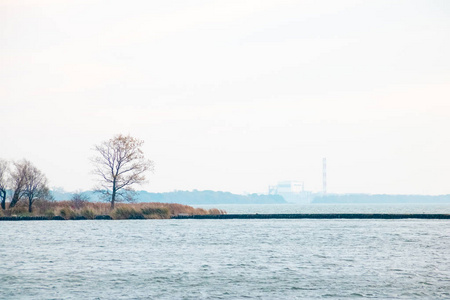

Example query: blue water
[1,204,449,299]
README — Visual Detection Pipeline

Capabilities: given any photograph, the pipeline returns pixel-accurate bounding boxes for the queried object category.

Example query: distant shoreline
[49,190,450,205]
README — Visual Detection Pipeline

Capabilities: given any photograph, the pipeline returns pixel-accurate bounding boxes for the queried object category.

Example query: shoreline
[2,213,450,221]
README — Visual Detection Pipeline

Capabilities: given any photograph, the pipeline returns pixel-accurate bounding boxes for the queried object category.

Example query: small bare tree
[0,159,8,210]
[71,190,90,209]
[91,134,154,209]
[23,162,50,213]
[9,160,29,209]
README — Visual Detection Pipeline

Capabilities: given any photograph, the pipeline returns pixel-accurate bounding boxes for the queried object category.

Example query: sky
[1,0,450,195]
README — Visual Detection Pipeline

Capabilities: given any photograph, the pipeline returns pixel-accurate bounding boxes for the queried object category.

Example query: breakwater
[172,213,450,219]
[2,214,450,221]
[0,215,112,221]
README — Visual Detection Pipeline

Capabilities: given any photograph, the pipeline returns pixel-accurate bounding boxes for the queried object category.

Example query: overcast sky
[1,0,450,195]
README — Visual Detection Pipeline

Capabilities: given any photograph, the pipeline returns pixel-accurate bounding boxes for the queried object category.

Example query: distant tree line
[0,159,51,212]
[52,189,286,205]
[131,190,286,205]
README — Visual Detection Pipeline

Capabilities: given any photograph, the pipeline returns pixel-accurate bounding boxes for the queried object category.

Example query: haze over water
[2,0,450,195]
[1,204,449,299]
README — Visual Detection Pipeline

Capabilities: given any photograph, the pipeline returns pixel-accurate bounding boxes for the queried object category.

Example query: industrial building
[268,181,312,204]
[268,158,326,204]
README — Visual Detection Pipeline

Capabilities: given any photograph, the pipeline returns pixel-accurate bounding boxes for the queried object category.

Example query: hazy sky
[1,0,450,195]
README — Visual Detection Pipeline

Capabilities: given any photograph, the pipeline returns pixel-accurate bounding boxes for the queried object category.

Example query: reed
[208,208,226,215]
[0,200,226,220]
[9,204,29,216]
[112,207,145,219]
[80,208,96,220]
[59,207,76,220]
[141,207,170,219]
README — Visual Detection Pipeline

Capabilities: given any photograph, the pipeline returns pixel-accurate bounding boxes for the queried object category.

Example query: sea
[1,204,449,299]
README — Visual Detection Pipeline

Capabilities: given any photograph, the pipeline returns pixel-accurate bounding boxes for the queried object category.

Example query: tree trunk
[111,180,116,210]
[0,190,5,210]
[9,190,21,208]
[28,199,33,213]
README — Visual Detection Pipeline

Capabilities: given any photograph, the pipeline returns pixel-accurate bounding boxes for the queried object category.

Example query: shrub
[34,199,55,214]
[113,207,145,219]
[80,208,95,220]
[10,205,29,216]
[71,191,90,209]
[59,207,76,220]
[141,207,170,218]
[208,208,226,215]
[44,210,55,218]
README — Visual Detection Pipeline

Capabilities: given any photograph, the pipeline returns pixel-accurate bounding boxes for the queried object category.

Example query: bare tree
[0,159,8,210]
[9,160,29,209]
[23,162,50,213]
[92,134,154,209]
[71,190,90,209]
[8,160,50,212]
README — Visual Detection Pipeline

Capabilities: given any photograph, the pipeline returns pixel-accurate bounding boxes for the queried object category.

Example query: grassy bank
[0,200,226,220]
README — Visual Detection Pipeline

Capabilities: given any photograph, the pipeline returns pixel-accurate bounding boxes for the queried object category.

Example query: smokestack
[323,157,327,194]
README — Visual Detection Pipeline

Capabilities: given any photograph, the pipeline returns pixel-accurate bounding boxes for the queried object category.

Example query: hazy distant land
[51,189,286,205]
[51,189,450,205]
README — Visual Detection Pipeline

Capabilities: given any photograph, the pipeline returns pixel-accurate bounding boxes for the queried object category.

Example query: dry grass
[0,200,226,219]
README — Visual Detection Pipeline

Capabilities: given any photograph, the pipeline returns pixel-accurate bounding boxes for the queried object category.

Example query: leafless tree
[8,160,50,212]
[23,162,50,213]
[91,134,154,209]
[9,160,29,209]
[71,190,90,209]
[0,159,8,210]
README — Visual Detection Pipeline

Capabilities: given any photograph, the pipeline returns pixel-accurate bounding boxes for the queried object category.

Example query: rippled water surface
[1,216,450,299]
[195,203,450,214]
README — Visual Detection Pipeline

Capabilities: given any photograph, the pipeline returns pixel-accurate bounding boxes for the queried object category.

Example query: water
[194,203,450,214]
[1,205,450,299]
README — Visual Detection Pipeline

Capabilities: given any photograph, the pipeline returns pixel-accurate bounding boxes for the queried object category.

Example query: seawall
[2,214,450,221]
[172,213,450,219]
[0,215,113,221]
